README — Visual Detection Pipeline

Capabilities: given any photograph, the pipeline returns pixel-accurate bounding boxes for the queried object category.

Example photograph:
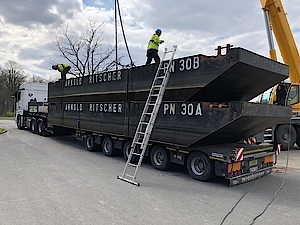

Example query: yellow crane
[261,0,300,82]
[259,0,300,149]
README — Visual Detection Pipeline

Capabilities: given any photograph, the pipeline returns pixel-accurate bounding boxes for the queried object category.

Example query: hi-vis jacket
[147,34,161,51]
[57,64,69,72]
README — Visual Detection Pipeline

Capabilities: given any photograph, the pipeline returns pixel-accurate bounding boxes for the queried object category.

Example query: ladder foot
[117,176,140,186]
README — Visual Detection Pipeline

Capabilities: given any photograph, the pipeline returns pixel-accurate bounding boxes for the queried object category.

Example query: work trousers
[146,49,160,65]
[61,66,71,80]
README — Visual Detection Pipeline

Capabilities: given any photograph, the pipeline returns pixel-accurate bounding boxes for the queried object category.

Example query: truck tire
[85,134,97,152]
[17,116,24,130]
[123,141,138,162]
[150,145,171,171]
[102,137,116,156]
[31,119,37,134]
[275,125,296,150]
[37,119,45,136]
[187,152,214,181]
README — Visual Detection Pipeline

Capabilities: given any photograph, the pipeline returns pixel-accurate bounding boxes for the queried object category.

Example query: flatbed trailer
[16,47,292,185]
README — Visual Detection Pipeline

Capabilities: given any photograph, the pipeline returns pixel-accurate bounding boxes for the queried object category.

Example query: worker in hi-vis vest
[52,64,71,80]
[146,29,164,65]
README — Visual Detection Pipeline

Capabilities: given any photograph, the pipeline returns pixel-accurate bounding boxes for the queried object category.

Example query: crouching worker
[52,64,71,80]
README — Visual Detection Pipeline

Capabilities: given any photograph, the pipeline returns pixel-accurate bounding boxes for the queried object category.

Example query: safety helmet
[52,65,57,70]
[155,29,162,34]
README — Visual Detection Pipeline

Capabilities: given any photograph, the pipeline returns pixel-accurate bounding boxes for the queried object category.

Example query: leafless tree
[53,19,118,77]
[2,61,27,95]
[27,74,48,83]
[0,61,26,116]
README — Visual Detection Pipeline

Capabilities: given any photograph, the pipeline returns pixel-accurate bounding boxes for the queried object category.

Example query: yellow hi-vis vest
[57,64,69,72]
[147,34,161,51]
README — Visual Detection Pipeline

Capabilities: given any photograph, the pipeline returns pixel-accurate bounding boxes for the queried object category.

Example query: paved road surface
[0,120,300,225]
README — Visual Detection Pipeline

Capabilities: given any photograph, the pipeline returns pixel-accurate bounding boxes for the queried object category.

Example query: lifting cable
[114,0,118,71]
[220,122,291,225]
[115,0,135,68]
[249,120,291,224]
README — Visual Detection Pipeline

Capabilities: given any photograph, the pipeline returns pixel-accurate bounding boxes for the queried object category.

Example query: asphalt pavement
[0,119,300,225]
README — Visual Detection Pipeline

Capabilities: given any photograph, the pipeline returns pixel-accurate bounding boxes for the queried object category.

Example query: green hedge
[5,111,14,117]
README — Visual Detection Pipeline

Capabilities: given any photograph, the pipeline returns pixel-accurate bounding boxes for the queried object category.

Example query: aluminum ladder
[117,45,177,186]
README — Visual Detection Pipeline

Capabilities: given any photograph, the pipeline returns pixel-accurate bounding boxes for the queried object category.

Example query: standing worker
[52,64,71,80]
[146,29,164,65]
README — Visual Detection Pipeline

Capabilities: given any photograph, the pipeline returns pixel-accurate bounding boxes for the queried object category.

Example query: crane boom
[260,0,300,83]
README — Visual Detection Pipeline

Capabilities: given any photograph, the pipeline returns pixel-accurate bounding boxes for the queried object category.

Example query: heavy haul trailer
[45,47,292,185]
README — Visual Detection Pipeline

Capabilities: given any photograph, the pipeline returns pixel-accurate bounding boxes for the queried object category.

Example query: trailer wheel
[275,125,296,150]
[17,116,24,130]
[150,145,171,171]
[187,152,214,181]
[85,134,97,152]
[102,137,116,156]
[31,119,37,134]
[123,141,138,162]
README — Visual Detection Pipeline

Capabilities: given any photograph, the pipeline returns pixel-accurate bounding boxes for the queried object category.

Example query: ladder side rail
[148,47,177,120]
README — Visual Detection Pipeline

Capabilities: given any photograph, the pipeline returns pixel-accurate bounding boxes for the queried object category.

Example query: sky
[0,0,299,80]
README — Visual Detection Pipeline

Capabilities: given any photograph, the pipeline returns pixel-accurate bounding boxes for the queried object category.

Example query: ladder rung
[160,67,168,71]
[124,174,134,178]
[137,131,145,135]
[147,103,156,106]
[128,163,138,167]
[153,85,162,88]
[132,152,141,156]
[151,91,160,95]
[156,76,165,79]
[153,87,162,91]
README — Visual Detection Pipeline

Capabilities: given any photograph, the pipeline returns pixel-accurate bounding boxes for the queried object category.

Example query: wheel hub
[154,151,164,166]
[104,141,111,153]
[191,157,205,176]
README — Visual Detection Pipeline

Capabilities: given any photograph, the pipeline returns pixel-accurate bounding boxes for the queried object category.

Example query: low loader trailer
[16,47,292,186]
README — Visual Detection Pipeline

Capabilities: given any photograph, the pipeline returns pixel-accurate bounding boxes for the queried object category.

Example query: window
[17,91,21,102]
[287,85,299,105]
[260,87,274,104]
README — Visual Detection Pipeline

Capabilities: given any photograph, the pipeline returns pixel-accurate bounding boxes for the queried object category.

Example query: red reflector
[228,162,241,172]
[264,155,273,164]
